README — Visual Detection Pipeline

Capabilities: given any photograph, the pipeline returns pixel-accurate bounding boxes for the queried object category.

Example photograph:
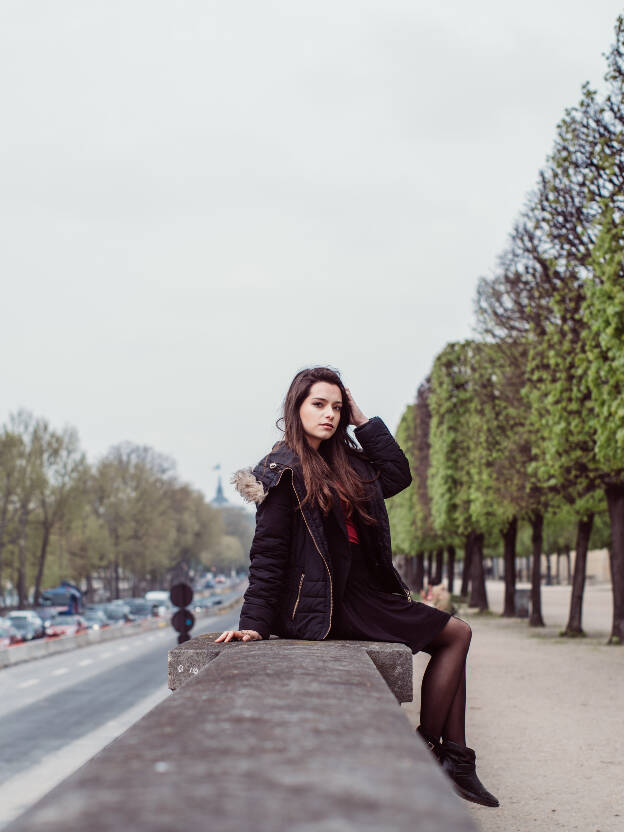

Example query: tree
[33,424,87,603]
[92,443,177,597]
[429,342,489,611]
[582,205,624,642]
[0,430,22,605]
[167,484,222,586]
[208,534,245,573]
[7,412,46,606]
[467,341,527,617]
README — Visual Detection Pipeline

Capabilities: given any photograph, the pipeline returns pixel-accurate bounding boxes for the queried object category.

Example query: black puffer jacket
[232,417,412,640]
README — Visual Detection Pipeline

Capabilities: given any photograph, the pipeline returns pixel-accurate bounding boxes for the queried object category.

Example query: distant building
[211,473,229,507]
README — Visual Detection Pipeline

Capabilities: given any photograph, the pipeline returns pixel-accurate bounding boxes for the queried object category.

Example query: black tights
[420,617,472,745]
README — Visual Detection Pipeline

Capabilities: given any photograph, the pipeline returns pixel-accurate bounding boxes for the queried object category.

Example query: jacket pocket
[291,572,305,619]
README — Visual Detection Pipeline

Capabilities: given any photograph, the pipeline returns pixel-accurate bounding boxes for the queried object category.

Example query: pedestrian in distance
[216,366,499,808]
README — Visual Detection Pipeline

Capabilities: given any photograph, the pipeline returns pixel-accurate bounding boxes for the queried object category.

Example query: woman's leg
[441,666,466,745]
[418,617,499,808]
[419,617,471,743]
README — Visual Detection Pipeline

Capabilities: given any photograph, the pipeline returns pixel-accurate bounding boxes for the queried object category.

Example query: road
[0,600,241,829]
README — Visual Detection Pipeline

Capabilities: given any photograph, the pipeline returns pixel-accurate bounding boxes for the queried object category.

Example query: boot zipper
[291,572,305,619]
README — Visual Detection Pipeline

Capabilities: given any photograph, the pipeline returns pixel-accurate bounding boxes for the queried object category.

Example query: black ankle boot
[416,725,442,762]
[438,740,499,808]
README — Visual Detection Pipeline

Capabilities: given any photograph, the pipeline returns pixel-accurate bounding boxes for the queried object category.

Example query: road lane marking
[102,651,113,658]
[17,678,39,689]
[0,684,171,828]
[78,659,93,667]
[51,667,68,677]
[118,645,128,652]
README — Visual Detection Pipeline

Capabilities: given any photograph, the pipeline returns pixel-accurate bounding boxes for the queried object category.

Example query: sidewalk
[401,582,624,832]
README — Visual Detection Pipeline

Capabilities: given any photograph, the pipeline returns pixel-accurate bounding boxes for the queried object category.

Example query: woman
[217,366,498,808]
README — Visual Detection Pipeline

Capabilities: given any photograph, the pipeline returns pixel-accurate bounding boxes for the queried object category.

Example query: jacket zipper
[291,572,305,619]
[276,466,333,638]
[395,569,412,600]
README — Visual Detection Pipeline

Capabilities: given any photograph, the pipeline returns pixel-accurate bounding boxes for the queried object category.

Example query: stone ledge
[169,632,414,703]
[7,638,476,832]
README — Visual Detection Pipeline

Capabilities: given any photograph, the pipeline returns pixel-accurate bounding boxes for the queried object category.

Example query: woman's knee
[445,616,472,650]
[425,615,471,652]
[456,617,472,649]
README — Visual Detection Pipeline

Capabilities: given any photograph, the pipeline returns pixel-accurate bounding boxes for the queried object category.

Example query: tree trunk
[399,555,410,586]
[0,490,10,607]
[426,551,433,586]
[85,573,94,603]
[33,523,52,606]
[606,484,624,644]
[447,545,456,595]
[433,548,444,585]
[555,552,561,585]
[415,552,424,593]
[468,532,488,611]
[529,511,545,627]
[401,556,415,591]
[460,535,472,597]
[501,516,517,617]
[563,514,593,637]
[113,558,120,599]
[565,551,572,585]
[17,511,29,607]
[546,553,552,586]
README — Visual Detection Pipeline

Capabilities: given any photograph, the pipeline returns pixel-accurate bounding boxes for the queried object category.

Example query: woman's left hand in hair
[345,388,369,428]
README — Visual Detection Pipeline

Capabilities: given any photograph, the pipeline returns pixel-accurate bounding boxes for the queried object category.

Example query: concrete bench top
[169,632,414,703]
[7,635,476,832]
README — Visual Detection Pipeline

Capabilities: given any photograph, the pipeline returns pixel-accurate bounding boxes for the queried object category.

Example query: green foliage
[206,534,246,572]
[429,342,475,539]
[388,389,441,555]
[583,206,624,477]
[467,341,527,533]
[428,340,530,544]
[387,405,418,555]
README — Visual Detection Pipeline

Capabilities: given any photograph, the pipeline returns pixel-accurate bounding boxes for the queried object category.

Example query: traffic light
[170,582,195,644]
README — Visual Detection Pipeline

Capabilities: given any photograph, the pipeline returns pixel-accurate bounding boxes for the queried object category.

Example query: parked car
[101,603,135,625]
[46,614,88,638]
[0,620,20,647]
[193,598,214,612]
[124,598,153,619]
[83,610,110,631]
[7,616,38,641]
[8,610,45,639]
[144,591,173,618]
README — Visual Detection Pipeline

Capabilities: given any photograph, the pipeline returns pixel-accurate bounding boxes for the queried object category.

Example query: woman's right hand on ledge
[214,629,262,643]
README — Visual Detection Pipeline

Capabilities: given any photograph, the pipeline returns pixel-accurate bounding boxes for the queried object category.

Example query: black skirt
[330,542,451,654]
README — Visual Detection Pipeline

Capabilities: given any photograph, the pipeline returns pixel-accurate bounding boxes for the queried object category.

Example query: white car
[8,610,45,639]
[144,590,173,617]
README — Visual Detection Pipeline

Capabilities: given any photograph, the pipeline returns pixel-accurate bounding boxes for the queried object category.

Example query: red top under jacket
[341,499,359,544]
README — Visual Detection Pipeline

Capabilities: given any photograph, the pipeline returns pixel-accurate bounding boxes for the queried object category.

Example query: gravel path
[402,581,624,832]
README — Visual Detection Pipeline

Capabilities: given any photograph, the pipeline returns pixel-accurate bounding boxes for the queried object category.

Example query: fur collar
[231,468,268,505]
[232,442,302,506]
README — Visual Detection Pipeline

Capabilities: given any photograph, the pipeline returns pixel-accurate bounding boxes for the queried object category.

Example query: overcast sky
[1,1,622,504]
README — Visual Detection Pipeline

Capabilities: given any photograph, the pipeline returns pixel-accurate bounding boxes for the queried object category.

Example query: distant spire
[211,472,229,506]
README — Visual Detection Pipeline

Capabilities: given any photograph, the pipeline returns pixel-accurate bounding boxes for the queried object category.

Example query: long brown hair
[277,367,376,523]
